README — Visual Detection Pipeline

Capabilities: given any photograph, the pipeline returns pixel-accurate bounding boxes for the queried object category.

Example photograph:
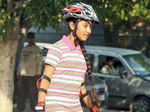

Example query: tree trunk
[0,40,18,112]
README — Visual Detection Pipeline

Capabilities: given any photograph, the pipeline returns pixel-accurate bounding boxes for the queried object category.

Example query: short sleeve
[101,66,109,74]
[44,45,62,67]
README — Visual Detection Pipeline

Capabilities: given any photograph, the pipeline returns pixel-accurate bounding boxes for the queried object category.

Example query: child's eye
[84,25,87,27]
[83,24,88,27]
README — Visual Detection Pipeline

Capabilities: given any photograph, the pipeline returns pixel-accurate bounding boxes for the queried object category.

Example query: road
[13,100,130,112]
[103,109,129,112]
[82,107,129,112]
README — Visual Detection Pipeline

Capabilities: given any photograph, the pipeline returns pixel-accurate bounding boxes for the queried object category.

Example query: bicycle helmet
[62,2,99,23]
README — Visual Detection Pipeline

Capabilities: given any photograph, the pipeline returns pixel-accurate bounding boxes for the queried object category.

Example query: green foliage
[98,0,150,24]
[0,0,14,40]
[23,0,93,29]
[0,0,150,39]
[23,0,72,29]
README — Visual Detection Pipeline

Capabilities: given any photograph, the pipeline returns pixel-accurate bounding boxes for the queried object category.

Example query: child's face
[108,60,113,66]
[76,20,92,41]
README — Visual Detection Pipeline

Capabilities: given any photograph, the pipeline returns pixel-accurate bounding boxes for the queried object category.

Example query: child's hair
[67,18,92,82]
[75,38,92,82]
[27,32,35,39]
[68,18,101,105]
[80,41,92,80]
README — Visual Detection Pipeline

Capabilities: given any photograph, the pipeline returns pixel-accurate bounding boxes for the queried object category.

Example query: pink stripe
[47,50,60,57]
[61,61,86,66]
[63,52,82,55]
[54,69,85,74]
[46,104,81,109]
[51,82,80,89]
[47,91,79,96]
[46,94,79,99]
[46,110,79,112]
[63,51,82,54]
[54,73,84,78]
[62,35,75,49]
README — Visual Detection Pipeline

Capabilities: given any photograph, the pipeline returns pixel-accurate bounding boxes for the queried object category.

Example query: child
[37,2,99,112]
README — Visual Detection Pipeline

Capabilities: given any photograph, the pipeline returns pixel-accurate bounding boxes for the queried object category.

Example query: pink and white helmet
[62,2,99,23]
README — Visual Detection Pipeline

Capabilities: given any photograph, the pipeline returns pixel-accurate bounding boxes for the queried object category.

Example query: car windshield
[123,54,150,76]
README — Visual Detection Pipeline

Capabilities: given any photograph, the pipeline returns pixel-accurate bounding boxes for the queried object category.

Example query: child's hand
[35,102,45,112]
[91,105,98,112]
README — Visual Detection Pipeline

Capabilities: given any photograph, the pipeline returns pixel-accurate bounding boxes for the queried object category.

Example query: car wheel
[132,97,150,112]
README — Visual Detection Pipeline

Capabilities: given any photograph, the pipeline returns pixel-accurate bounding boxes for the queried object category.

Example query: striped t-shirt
[44,35,87,112]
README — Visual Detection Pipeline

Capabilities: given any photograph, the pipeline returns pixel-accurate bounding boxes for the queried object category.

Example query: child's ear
[69,21,75,31]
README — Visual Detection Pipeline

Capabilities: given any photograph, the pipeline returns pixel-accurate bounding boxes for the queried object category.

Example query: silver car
[83,45,150,112]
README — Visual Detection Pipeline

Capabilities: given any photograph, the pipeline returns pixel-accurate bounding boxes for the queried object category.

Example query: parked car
[34,42,150,112]
[83,45,150,112]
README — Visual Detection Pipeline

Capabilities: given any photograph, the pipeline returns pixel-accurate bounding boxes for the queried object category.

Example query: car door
[86,54,108,107]
[98,55,130,108]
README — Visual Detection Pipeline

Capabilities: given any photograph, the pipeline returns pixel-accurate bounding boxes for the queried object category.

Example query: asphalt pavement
[103,109,129,112]
[13,99,130,112]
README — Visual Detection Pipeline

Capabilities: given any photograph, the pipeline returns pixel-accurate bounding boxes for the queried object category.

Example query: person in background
[17,32,42,112]
[36,2,101,112]
[101,57,117,75]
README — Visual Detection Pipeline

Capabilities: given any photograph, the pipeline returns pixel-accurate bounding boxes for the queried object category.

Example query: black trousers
[17,76,40,111]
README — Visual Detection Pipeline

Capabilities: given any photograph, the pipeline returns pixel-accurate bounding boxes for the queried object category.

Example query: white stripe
[48,46,62,53]
[47,53,60,61]
[63,53,84,58]
[61,58,85,63]
[46,96,79,102]
[54,75,83,81]
[63,55,84,59]
[51,110,82,112]
[56,67,86,72]
[60,46,68,49]
[53,110,66,112]
[45,59,57,65]
[47,89,79,95]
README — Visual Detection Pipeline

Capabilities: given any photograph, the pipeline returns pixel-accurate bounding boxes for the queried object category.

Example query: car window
[98,55,124,76]
[98,55,107,73]
[124,54,150,75]
[87,54,94,72]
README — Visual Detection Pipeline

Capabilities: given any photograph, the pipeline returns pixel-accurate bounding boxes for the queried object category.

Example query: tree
[94,0,150,23]
[0,0,74,111]
[95,0,150,47]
